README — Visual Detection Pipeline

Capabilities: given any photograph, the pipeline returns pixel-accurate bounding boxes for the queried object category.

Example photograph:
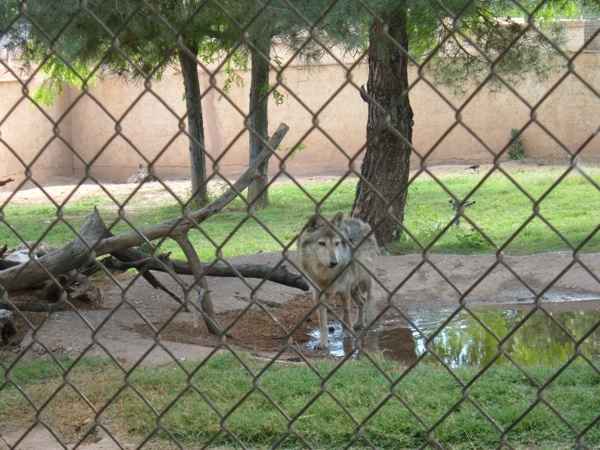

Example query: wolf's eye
[318,241,326,247]
[335,241,340,246]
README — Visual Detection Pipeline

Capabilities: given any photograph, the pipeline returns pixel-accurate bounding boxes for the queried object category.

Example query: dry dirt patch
[3,250,599,364]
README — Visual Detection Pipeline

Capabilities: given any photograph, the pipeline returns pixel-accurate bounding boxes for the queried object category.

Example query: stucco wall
[1,20,598,184]
[0,72,73,182]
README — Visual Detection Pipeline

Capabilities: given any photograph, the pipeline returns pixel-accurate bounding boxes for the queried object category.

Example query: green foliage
[270,86,285,106]
[453,227,492,249]
[277,142,307,162]
[1,0,227,104]
[508,128,526,160]
[405,0,597,92]
[32,56,99,106]
[220,50,248,99]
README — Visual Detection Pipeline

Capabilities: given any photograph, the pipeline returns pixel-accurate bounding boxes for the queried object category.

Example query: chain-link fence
[1,1,599,449]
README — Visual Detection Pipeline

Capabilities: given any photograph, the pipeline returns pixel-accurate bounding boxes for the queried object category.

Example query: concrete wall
[0,68,73,181]
[1,20,598,184]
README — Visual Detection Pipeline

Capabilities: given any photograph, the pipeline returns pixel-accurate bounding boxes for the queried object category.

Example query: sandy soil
[1,164,599,449]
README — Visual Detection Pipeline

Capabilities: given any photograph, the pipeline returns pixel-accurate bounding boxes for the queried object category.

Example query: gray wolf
[298,211,379,349]
[127,164,152,184]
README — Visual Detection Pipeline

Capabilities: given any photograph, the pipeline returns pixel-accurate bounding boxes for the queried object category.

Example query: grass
[394,165,600,255]
[1,353,599,448]
[1,165,599,260]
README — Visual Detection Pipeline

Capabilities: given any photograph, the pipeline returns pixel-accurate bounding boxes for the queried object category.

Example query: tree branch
[104,255,309,291]
[0,123,290,296]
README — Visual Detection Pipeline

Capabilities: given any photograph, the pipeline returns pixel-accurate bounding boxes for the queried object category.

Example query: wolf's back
[344,217,379,271]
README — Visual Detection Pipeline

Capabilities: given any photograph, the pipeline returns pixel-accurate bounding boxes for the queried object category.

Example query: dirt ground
[1,165,600,449]
[8,249,600,361]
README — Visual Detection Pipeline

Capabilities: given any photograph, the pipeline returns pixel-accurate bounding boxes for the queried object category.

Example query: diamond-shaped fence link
[0,0,599,448]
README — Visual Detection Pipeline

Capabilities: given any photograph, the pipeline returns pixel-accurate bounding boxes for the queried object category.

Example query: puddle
[307,303,600,367]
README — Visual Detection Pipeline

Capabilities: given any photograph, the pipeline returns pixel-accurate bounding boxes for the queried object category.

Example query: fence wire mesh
[0,0,599,449]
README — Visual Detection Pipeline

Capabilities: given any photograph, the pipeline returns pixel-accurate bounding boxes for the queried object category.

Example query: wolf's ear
[332,211,344,227]
[306,214,321,231]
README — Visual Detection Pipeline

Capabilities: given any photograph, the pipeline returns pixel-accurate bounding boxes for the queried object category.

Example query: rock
[0,309,16,344]
[7,241,58,262]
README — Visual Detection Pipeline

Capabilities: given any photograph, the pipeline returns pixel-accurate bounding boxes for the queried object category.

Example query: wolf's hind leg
[341,292,354,338]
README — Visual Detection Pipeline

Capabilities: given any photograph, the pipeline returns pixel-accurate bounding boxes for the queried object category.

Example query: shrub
[508,128,525,160]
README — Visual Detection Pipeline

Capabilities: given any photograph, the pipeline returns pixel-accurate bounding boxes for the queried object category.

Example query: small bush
[508,128,525,160]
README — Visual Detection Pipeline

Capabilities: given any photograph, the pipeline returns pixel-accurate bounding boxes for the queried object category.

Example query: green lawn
[1,165,598,259]
[1,353,598,448]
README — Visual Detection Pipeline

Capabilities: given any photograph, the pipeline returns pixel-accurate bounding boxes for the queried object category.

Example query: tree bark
[0,301,52,312]
[351,5,414,246]
[172,232,222,336]
[0,210,108,292]
[178,41,208,207]
[105,256,309,291]
[247,37,271,212]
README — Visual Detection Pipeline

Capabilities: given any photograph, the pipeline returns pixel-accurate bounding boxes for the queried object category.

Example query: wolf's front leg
[314,295,330,349]
[352,288,366,331]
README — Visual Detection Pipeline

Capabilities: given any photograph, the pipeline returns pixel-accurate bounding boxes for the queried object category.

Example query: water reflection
[307,306,600,367]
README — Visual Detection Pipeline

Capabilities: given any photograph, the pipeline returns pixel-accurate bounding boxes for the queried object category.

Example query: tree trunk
[178,41,208,207]
[247,37,271,212]
[351,6,414,246]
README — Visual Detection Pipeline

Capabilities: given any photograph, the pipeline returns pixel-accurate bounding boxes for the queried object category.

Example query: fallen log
[39,271,97,302]
[0,123,289,293]
[103,254,309,291]
[0,123,291,335]
[0,259,20,270]
[0,301,52,312]
[0,210,108,292]
[107,238,188,309]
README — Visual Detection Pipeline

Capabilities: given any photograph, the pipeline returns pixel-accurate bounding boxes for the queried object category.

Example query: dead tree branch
[0,123,290,335]
[104,254,309,291]
[172,232,223,336]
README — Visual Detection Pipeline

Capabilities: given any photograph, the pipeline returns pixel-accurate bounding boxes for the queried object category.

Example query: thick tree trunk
[178,41,208,207]
[351,6,414,246]
[247,37,271,212]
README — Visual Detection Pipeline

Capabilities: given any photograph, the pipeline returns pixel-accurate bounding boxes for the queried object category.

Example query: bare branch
[0,124,289,293]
